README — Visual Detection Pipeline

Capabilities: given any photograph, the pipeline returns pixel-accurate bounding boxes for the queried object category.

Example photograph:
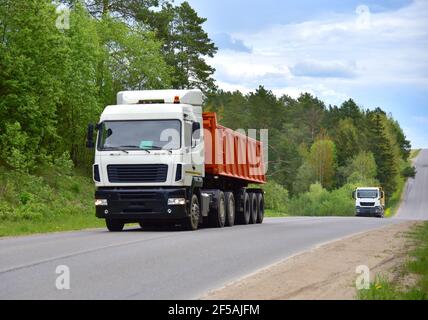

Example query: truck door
[183,116,204,186]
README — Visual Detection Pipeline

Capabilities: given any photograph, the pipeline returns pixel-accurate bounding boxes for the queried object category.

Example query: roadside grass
[0,166,101,237]
[264,209,288,217]
[358,222,428,300]
[387,149,420,218]
[386,175,406,217]
[0,214,104,237]
[410,149,421,161]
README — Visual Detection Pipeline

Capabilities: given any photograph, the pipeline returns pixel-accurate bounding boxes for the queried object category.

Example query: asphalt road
[0,217,402,299]
[396,149,428,220]
[0,150,426,300]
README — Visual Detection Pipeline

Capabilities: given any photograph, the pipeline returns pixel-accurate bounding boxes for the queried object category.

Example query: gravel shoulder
[202,221,418,300]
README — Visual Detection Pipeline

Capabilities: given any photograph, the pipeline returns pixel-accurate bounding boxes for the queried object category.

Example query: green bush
[0,122,35,172]
[287,182,355,216]
[259,181,289,212]
[0,166,94,224]
[402,166,417,178]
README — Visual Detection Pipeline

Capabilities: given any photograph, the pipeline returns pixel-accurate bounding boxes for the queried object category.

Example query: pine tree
[334,118,361,167]
[156,1,218,91]
[368,112,398,196]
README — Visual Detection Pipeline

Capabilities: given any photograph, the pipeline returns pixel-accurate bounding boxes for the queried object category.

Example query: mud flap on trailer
[201,189,221,215]
[200,192,210,217]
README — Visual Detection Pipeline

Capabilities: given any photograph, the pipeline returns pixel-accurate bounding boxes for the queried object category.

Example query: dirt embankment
[202,222,418,300]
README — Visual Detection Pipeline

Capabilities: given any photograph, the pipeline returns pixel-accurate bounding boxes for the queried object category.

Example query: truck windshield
[97,120,181,151]
[357,190,378,198]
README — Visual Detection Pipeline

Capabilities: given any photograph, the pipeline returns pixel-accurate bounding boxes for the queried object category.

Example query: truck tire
[183,194,200,231]
[256,193,264,224]
[106,219,124,232]
[225,192,235,227]
[237,192,250,225]
[249,193,258,224]
[209,191,226,228]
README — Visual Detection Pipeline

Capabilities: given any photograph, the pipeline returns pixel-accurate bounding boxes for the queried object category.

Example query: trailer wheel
[225,192,235,227]
[256,193,264,224]
[106,219,124,232]
[183,194,200,231]
[249,193,258,224]
[237,192,250,225]
[209,191,226,228]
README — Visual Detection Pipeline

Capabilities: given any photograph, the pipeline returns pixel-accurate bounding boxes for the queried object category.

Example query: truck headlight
[95,199,108,206]
[168,198,186,206]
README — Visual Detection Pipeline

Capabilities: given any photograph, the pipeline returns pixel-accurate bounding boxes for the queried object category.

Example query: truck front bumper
[356,206,383,217]
[95,188,189,221]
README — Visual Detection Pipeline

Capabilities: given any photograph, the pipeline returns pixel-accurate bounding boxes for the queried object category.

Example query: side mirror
[352,191,356,200]
[86,123,95,149]
[192,122,201,140]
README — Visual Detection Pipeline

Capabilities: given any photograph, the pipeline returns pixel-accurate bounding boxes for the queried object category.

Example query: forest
[0,1,415,233]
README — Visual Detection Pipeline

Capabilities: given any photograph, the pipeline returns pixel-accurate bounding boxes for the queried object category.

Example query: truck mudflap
[95,188,189,220]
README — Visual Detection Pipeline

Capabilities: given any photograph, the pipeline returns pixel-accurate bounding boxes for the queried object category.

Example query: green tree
[292,93,325,143]
[0,0,68,170]
[293,161,315,194]
[339,151,378,184]
[155,1,218,91]
[56,3,103,166]
[60,0,164,20]
[368,112,399,196]
[334,118,361,167]
[308,137,337,189]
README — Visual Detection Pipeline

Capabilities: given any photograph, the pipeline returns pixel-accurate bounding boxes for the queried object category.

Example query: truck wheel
[183,194,200,231]
[106,219,124,232]
[249,193,258,224]
[209,191,226,228]
[237,192,250,225]
[256,193,264,224]
[225,192,235,227]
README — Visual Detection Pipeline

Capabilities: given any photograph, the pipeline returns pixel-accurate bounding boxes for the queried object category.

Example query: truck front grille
[107,164,168,183]
[360,202,375,207]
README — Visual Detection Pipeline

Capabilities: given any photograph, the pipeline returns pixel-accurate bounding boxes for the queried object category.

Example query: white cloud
[211,0,428,106]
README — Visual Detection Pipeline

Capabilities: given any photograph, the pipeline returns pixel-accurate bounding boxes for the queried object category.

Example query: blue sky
[181,0,428,148]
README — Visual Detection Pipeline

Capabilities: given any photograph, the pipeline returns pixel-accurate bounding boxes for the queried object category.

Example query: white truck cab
[352,187,385,218]
[93,90,205,189]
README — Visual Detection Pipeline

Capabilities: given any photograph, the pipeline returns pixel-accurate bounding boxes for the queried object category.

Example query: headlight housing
[168,198,186,206]
[95,199,108,206]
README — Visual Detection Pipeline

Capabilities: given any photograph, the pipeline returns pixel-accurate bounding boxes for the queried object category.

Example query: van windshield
[357,190,378,199]
[97,120,181,151]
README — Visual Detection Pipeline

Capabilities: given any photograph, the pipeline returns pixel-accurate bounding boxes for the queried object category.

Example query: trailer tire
[249,193,258,224]
[225,192,235,227]
[237,192,251,225]
[209,191,226,228]
[256,193,264,224]
[106,219,124,232]
[183,194,200,231]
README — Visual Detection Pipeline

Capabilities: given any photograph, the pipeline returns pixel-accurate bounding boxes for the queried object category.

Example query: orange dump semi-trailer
[203,112,266,185]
